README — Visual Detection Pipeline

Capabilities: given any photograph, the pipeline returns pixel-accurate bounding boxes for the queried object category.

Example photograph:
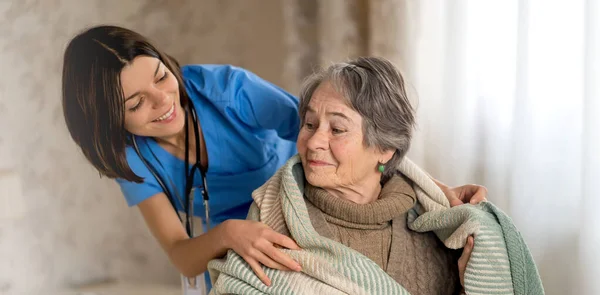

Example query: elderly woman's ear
[377,150,395,169]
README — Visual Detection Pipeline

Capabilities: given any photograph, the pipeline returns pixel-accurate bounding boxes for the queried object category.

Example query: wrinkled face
[297,81,393,190]
[120,56,184,138]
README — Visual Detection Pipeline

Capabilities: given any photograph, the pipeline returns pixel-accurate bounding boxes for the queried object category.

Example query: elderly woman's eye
[332,128,345,134]
[304,122,315,130]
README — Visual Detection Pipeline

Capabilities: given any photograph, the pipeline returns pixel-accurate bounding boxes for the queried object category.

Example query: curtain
[398,1,599,294]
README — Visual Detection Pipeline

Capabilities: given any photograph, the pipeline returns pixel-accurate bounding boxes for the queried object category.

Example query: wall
[0,1,290,294]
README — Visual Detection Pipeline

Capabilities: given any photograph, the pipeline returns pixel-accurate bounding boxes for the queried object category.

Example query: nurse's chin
[142,123,185,139]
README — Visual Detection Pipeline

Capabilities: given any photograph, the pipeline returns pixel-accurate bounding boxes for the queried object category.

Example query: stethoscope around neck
[132,102,210,238]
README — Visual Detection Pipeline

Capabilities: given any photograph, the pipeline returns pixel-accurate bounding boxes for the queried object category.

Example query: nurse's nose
[149,88,170,109]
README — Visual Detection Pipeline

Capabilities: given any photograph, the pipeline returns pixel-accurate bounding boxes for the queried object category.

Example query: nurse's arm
[136,192,228,277]
[136,192,302,283]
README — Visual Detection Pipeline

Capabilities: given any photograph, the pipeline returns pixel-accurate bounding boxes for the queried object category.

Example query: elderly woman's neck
[324,178,383,204]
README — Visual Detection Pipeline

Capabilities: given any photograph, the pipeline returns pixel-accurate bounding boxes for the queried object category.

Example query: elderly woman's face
[297,82,391,190]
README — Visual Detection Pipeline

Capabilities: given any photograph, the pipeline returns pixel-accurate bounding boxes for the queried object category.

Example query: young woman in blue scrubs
[61,25,487,289]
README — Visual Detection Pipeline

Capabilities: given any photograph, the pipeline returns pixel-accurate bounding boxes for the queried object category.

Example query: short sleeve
[115,147,164,207]
[182,65,301,141]
[229,67,301,141]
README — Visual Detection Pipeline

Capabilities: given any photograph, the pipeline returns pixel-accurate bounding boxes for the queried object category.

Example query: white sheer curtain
[398,1,600,294]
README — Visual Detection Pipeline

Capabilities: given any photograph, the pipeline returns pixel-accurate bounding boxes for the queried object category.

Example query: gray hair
[298,56,416,179]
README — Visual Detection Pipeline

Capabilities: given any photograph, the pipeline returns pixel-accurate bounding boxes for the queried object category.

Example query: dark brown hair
[62,25,187,183]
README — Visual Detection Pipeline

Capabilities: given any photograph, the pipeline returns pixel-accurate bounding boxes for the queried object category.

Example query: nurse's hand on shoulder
[222,219,303,286]
[444,184,488,207]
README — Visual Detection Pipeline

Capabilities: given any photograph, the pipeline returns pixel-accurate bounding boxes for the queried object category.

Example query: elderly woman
[207,57,543,295]
[295,57,461,294]
[206,56,464,295]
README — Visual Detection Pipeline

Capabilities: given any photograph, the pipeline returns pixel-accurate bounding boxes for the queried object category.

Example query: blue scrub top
[116,64,300,228]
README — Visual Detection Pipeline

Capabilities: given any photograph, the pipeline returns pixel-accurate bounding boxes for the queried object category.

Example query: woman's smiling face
[297,81,392,190]
[120,56,184,138]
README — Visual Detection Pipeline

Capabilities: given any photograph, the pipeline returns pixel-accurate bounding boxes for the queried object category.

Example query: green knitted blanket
[207,155,544,295]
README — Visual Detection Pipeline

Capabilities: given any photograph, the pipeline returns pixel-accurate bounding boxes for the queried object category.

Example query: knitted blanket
[207,155,544,295]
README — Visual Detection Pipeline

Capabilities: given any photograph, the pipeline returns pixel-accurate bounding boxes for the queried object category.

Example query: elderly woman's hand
[458,236,474,291]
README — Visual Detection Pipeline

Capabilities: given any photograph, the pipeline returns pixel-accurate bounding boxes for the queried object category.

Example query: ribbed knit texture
[305,175,461,294]
[304,175,416,225]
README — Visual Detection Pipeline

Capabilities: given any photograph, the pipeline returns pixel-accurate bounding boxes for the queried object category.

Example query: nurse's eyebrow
[125,61,161,102]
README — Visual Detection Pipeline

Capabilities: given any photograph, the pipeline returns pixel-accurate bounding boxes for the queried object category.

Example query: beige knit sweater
[304,175,461,295]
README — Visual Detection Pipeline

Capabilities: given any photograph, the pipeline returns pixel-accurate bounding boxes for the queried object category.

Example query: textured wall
[0,1,288,294]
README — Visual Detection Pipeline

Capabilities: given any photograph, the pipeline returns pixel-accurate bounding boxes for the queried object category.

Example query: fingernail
[295,264,302,271]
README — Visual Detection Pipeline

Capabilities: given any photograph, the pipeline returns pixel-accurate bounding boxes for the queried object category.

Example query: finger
[270,232,301,250]
[459,186,476,203]
[458,236,474,288]
[244,256,271,286]
[262,243,302,271]
[469,187,488,204]
[460,236,475,261]
[458,236,474,287]
[442,188,462,208]
[446,190,465,207]
[250,248,293,271]
[458,237,471,266]
[449,196,465,207]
